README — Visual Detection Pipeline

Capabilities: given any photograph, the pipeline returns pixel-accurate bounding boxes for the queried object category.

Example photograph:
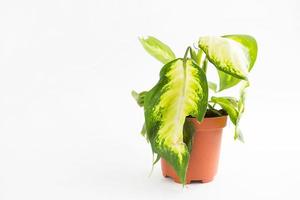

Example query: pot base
[161,158,215,184]
[163,173,213,184]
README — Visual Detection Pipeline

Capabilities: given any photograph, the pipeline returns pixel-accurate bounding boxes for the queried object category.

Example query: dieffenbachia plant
[132,35,258,184]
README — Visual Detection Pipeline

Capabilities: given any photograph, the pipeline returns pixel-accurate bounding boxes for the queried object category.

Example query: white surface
[0,0,300,199]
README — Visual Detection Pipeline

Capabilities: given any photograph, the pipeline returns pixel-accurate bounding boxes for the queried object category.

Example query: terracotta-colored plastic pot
[161,116,227,184]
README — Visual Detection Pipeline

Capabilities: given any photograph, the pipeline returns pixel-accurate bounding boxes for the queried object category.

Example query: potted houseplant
[132,35,258,184]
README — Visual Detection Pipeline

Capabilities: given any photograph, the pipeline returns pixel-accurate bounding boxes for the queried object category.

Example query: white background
[0,0,300,199]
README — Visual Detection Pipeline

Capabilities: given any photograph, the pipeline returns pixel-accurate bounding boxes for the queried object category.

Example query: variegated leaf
[211,96,239,124]
[198,36,250,80]
[211,81,250,142]
[144,58,208,183]
[218,35,258,91]
[223,35,257,71]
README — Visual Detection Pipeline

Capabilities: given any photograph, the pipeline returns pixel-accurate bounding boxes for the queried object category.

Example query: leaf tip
[131,90,138,98]
[234,128,245,143]
[138,35,150,41]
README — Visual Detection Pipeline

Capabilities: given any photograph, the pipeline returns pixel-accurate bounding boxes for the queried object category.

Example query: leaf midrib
[172,61,188,142]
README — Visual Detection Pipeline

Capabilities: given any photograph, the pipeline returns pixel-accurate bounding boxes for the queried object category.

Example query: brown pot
[161,116,227,184]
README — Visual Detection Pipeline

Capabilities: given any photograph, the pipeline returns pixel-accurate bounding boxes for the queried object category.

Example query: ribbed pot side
[161,116,228,184]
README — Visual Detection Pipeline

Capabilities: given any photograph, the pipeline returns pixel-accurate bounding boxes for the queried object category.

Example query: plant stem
[195,49,203,65]
[202,57,208,74]
[183,46,192,68]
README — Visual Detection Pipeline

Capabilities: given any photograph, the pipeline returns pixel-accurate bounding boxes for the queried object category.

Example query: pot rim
[186,114,228,120]
[187,115,228,129]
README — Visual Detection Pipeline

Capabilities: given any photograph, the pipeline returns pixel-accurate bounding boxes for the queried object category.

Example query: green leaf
[234,127,244,142]
[131,90,147,107]
[191,49,203,65]
[218,71,241,91]
[208,81,217,93]
[218,35,258,91]
[153,154,161,165]
[183,119,195,153]
[211,96,239,124]
[140,123,147,138]
[198,36,250,80]
[139,36,176,64]
[238,81,250,114]
[202,58,208,74]
[149,153,161,177]
[234,81,250,142]
[212,81,250,142]
[223,35,257,71]
[132,91,148,142]
[144,58,208,183]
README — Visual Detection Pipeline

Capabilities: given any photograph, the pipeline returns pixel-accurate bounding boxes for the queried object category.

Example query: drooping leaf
[131,90,147,107]
[223,35,258,71]
[139,36,176,64]
[211,96,239,125]
[144,58,208,183]
[238,81,250,114]
[234,81,250,141]
[198,36,250,80]
[218,35,258,91]
[234,127,244,142]
[211,81,250,142]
